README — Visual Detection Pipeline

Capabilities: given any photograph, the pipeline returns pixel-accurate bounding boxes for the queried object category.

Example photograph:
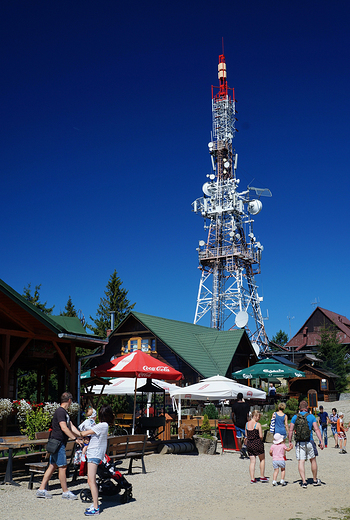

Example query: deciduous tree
[317,327,350,393]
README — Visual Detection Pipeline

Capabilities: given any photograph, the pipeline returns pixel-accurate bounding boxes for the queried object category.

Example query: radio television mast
[192,52,271,354]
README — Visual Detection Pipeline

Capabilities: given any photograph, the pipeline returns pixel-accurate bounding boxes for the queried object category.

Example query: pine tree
[270,330,289,347]
[23,283,55,314]
[60,296,78,317]
[87,270,135,337]
[317,327,350,393]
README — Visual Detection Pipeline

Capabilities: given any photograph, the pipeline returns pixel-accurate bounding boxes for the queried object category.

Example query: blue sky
[1,0,350,341]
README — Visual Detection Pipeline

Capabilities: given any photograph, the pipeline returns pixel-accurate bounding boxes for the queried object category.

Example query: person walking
[80,405,115,516]
[36,392,82,499]
[317,405,329,448]
[245,409,268,484]
[288,400,323,489]
[273,402,289,439]
[269,433,293,486]
[231,393,250,458]
[337,412,347,454]
[330,408,339,448]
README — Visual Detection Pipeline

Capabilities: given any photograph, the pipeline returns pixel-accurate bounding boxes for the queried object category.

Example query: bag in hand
[46,437,61,454]
[269,412,276,433]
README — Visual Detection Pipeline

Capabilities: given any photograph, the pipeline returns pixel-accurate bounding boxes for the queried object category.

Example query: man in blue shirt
[317,406,329,448]
[288,400,324,488]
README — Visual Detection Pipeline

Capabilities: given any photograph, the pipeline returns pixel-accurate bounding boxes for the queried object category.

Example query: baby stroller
[78,454,133,504]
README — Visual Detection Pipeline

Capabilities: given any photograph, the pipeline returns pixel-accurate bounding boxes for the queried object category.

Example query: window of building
[121,337,157,354]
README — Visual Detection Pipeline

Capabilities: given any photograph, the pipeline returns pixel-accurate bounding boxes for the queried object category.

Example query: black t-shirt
[51,406,70,446]
[231,401,250,429]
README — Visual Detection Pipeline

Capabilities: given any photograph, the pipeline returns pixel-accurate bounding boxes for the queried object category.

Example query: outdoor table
[0,437,47,485]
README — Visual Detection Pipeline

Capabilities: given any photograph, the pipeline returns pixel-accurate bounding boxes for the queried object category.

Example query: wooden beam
[9,338,31,369]
[52,341,72,375]
[70,343,76,397]
[0,302,36,334]
[1,335,10,397]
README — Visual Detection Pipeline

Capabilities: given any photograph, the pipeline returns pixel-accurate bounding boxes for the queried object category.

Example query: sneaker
[302,482,307,489]
[62,491,78,500]
[272,480,277,486]
[342,449,347,454]
[36,489,52,499]
[84,506,100,516]
[313,479,321,486]
[250,479,256,484]
[260,477,269,482]
[335,444,339,448]
[281,480,287,486]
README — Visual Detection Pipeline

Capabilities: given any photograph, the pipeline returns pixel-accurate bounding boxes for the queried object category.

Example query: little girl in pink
[269,433,293,486]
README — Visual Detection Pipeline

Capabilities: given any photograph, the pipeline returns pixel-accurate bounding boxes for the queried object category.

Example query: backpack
[294,412,310,442]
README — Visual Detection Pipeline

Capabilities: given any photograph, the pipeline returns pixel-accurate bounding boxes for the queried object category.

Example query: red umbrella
[92,350,183,380]
[92,351,183,433]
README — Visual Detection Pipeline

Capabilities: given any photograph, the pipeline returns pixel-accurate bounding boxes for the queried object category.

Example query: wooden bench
[107,434,147,474]
[26,438,77,489]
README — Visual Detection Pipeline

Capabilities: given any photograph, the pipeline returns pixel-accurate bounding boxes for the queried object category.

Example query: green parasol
[232,358,305,380]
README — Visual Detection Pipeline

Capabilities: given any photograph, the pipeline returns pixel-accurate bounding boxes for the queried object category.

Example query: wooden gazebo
[0,279,106,402]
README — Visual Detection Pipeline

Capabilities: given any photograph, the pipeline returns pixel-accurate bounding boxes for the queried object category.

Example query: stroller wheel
[120,488,133,504]
[80,489,92,502]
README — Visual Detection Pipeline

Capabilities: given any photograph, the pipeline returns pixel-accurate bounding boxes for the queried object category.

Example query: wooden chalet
[0,279,106,402]
[289,364,339,402]
[271,306,349,400]
[92,311,258,384]
[282,306,350,363]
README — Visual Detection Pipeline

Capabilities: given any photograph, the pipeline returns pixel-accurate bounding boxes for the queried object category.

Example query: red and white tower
[192,52,271,354]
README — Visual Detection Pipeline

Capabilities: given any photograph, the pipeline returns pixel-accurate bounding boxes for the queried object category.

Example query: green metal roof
[50,315,89,335]
[121,311,249,378]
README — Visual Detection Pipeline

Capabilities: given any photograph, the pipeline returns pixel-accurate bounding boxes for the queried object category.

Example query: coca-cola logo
[247,390,253,397]
[142,365,170,372]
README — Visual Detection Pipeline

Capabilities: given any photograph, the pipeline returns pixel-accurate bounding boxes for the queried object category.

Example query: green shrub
[204,403,218,419]
[201,414,212,436]
[24,408,52,439]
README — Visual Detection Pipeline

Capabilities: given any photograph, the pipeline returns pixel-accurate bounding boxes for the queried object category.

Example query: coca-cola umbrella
[92,350,183,432]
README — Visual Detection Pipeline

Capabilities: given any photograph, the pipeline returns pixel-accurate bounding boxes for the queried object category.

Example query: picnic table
[0,435,48,485]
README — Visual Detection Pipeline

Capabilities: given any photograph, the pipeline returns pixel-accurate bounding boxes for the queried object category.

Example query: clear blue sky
[1,0,350,341]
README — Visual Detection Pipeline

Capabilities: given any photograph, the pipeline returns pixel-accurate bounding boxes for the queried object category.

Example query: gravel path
[1,400,350,520]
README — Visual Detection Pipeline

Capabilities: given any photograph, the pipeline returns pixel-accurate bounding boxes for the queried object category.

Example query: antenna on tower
[192,49,272,354]
[311,298,320,309]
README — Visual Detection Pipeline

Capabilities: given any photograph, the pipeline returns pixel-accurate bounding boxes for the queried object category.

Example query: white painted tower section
[192,53,271,354]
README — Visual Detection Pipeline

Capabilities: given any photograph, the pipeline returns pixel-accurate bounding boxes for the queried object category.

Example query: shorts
[337,432,347,440]
[295,441,315,461]
[50,444,67,467]
[272,460,286,469]
[87,457,102,465]
[234,426,245,439]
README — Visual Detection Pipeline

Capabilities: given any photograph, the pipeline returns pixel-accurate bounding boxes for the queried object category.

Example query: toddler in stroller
[79,454,133,505]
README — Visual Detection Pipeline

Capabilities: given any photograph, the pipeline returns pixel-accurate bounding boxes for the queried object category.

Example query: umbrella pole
[132,378,137,435]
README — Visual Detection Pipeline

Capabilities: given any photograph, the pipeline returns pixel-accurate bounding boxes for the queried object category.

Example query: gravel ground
[1,400,350,520]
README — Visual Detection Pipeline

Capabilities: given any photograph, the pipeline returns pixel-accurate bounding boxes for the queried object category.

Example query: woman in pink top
[269,433,293,486]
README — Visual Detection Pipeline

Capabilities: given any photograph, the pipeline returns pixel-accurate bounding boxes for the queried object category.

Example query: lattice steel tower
[192,52,271,353]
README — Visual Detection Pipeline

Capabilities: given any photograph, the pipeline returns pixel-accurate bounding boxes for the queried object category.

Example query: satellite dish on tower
[248,200,263,215]
[202,183,212,196]
[252,342,259,356]
[235,310,248,328]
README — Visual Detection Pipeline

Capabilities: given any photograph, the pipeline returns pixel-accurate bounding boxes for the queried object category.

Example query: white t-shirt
[79,417,96,431]
[86,422,109,461]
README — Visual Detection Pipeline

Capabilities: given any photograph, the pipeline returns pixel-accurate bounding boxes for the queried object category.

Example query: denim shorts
[235,426,246,439]
[50,443,67,467]
[87,457,102,465]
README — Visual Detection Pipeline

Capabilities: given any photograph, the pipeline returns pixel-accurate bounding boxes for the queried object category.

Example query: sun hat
[273,433,284,444]
[90,408,97,418]
[339,412,344,416]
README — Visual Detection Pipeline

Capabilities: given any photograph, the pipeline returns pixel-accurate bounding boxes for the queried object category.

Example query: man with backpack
[288,400,324,488]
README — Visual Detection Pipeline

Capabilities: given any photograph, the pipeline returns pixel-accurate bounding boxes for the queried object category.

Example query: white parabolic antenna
[235,310,249,328]
[252,342,260,356]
